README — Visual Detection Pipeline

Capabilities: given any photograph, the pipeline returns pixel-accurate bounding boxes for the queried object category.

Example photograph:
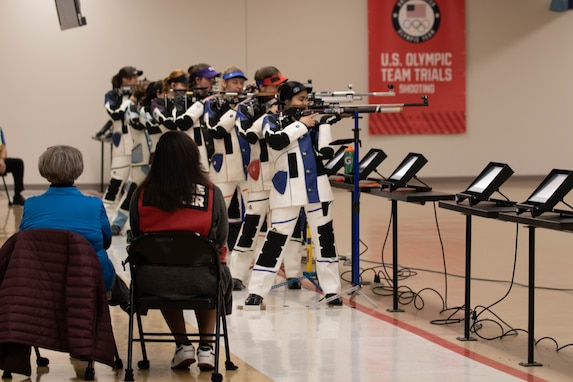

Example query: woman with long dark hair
[129,131,232,371]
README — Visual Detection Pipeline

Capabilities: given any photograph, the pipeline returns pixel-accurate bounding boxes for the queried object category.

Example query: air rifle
[303,95,428,115]
[309,84,395,105]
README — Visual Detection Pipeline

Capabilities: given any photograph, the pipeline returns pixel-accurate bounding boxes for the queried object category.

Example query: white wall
[0,0,571,187]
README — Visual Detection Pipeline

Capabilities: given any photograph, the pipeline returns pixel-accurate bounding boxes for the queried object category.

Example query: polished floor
[2,178,573,381]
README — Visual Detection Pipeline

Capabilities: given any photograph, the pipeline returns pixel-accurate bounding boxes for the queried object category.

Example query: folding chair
[1,176,11,206]
[124,231,237,382]
[0,229,122,380]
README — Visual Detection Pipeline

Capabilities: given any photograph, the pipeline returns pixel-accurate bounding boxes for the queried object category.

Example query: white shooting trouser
[229,191,304,283]
[103,120,132,205]
[248,202,340,299]
[216,182,248,215]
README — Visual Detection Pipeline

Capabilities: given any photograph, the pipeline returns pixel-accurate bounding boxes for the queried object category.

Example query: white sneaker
[197,345,215,370]
[171,344,196,369]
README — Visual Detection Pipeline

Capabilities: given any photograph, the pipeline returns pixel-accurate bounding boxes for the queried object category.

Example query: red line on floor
[351,300,547,382]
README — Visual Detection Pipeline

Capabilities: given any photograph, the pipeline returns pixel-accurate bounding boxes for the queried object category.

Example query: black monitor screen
[359,151,378,172]
[357,148,386,179]
[466,166,504,193]
[324,146,347,174]
[390,156,418,181]
[528,173,568,203]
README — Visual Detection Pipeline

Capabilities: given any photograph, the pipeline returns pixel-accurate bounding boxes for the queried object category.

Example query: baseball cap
[222,70,248,81]
[257,73,288,86]
[119,66,143,78]
[195,66,221,79]
[277,81,313,104]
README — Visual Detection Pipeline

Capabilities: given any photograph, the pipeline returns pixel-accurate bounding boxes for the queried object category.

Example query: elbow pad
[176,115,193,131]
[154,110,177,131]
[319,147,335,159]
[209,125,228,139]
[107,109,125,121]
[244,131,259,144]
[266,132,291,150]
[106,101,130,121]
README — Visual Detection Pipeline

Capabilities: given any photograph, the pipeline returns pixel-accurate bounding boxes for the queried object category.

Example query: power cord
[337,195,573,351]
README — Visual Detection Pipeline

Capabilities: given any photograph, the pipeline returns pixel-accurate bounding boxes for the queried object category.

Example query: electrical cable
[468,223,524,340]
[336,191,573,350]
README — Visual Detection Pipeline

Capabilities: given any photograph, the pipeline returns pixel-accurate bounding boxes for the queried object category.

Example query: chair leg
[135,311,150,368]
[34,346,50,367]
[114,336,124,370]
[2,176,11,206]
[84,361,95,380]
[124,283,135,381]
[220,305,238,371]
[210,301,223,382]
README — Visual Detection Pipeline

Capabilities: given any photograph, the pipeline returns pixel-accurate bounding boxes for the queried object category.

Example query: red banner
[368,0,466,134]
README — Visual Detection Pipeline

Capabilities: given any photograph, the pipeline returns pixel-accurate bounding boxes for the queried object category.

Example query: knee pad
[104,178,123,202]
[256,230,288,268]
[119,182,138,211]
[317,221,336,258]
[321,202,330,216]
[228,222,242,251]
[291,212,304,239]
[291,224,303,239]
[236,214,261,248]
[228,189,242,220]
[260,216,268,232]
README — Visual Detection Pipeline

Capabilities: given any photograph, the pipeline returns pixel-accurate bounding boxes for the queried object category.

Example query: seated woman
[129,131,232,371]
[19,145,128,307]
[0,125,26,205]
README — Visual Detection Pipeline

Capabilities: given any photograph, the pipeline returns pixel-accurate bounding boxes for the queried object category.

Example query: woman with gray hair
[19,145,117,292]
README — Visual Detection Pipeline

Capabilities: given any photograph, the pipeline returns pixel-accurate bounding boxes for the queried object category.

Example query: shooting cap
[194,66,221,79]
[222,70,248,81]
[277,81,312,104]
[119,66,143,78]
[257,72,288,86]
[167,73,189,85]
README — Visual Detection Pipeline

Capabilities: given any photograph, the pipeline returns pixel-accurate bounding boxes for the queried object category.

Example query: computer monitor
[324,146,347,175]
[356,148,387,180]
[380,153,428,190]
[55,0,87,30]
[516,169,573,217]
[456,162,514,206]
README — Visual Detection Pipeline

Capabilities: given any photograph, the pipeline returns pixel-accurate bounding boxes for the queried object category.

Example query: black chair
[124,231,238,382]
[1,176,11,206]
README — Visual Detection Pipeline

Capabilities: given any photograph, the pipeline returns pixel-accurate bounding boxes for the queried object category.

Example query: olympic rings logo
[392,1,441,43]
[402,18,431,33]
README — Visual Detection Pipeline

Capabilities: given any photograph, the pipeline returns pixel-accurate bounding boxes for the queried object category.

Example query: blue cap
[222,71,248,81]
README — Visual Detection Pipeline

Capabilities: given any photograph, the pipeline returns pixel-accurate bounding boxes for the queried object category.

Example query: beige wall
[0,0,571,186]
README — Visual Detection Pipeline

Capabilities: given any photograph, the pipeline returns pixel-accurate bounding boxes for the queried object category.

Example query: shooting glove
[319,114,342,126]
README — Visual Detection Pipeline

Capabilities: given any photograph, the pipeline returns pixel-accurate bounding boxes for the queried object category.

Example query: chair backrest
[127,231,221,300]
[128,231,219,267]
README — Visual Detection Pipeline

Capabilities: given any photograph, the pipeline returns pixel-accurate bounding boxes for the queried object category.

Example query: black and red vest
[137,183,214,237]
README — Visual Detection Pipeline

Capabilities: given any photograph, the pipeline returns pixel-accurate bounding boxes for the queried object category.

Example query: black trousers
[4,157,24,195]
